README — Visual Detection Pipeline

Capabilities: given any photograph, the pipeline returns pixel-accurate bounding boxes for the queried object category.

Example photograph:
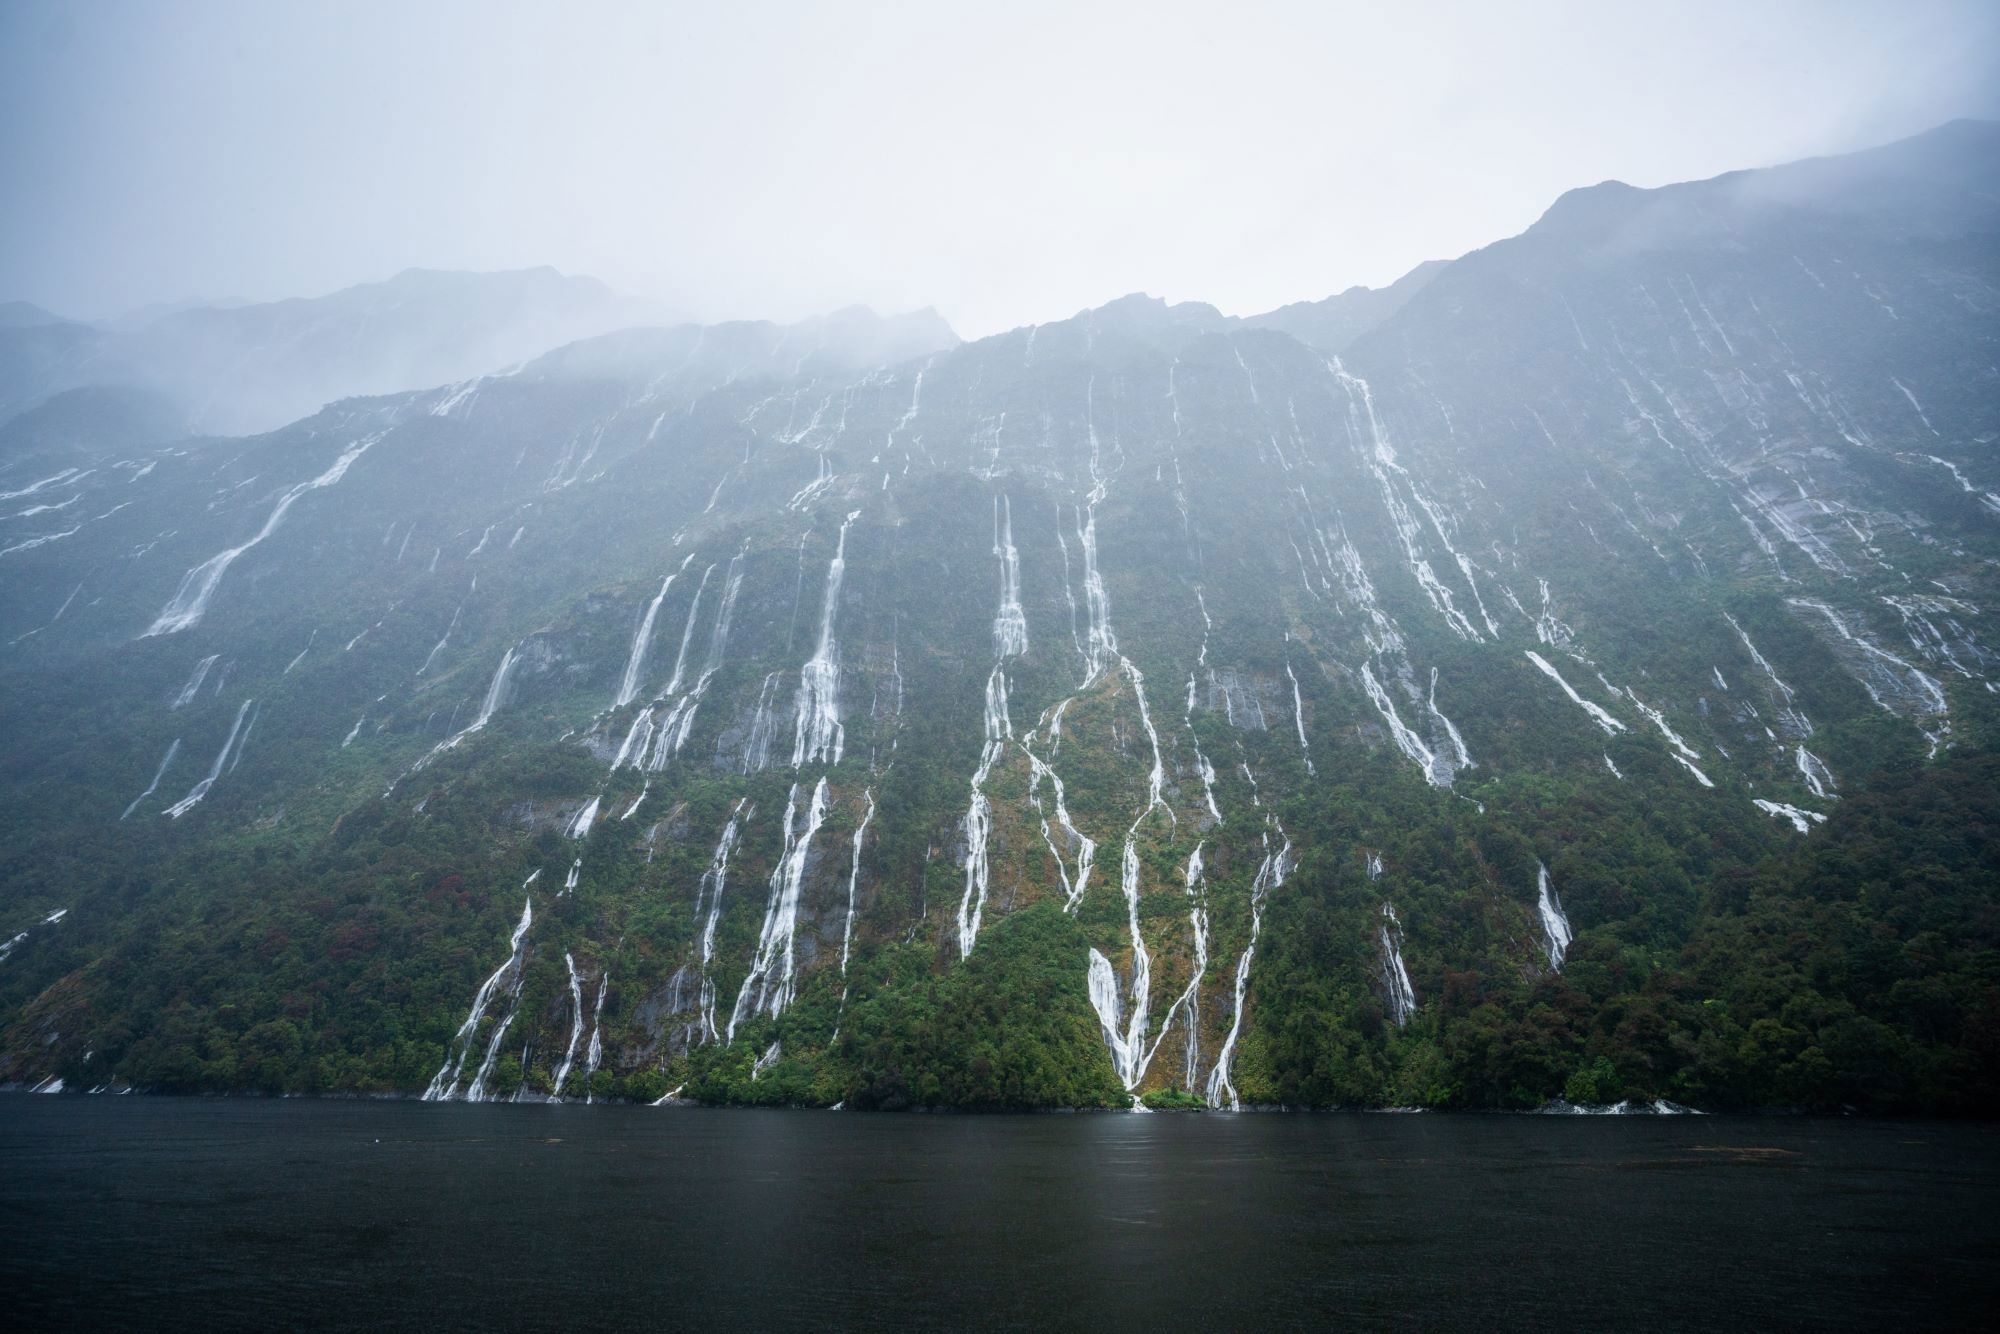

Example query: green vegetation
[1238,749,2000,1114]
[3,129,1997,1116]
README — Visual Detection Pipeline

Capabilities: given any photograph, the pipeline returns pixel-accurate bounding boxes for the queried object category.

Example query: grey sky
[4,0,1997,338]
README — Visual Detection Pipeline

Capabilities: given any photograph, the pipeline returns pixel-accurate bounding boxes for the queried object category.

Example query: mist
[4,0,1997,336]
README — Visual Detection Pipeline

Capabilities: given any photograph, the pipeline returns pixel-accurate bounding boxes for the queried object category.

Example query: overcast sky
[4,0,1998,338]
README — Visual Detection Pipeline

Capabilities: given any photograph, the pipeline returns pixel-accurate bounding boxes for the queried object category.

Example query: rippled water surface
[3,1099,1995,1330]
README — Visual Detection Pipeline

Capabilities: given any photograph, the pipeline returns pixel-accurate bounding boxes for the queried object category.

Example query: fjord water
[4,1101,1994,1330]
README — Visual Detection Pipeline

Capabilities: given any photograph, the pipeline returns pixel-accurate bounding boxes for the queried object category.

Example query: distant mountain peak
[0,300,69,330]
[1520,119,2000,255]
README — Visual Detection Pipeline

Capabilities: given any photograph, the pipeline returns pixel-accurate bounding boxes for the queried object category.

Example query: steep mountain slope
[1,125,1995,1111]
[0,385,189,473]
[0,267,654,436]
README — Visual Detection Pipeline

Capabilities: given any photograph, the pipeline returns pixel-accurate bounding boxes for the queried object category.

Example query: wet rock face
[3,125,1999,1108]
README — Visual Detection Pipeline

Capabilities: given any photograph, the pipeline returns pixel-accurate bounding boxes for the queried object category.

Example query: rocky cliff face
[2,124,1995,1110]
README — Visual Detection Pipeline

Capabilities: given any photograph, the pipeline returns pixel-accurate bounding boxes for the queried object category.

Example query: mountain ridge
[0,121,1995,1113]
[0,265,650,438]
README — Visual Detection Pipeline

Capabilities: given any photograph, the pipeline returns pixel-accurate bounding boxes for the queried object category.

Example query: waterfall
[689,799,750,1044]
[120,738,181,820]
[145,432,385,636]
[162,699,255,819]
[1535,861,1573,970]
[1206,818,1292,1109]
[423,894,534,1101]
[1379,904,1417,1026]
[728,779,830,1039]
[614,555,694,709]
[548,952,586,1099]
[792,512,861,767]
[958,494,1031,957]
[169,655,219,709]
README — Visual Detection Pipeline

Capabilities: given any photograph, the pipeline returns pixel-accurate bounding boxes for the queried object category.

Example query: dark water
[2,1099,1995,1331]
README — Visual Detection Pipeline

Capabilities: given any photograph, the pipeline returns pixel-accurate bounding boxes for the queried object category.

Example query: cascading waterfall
[642,550,745,768]
[840,790,874,980]
[663,563,716,697]
[1524,650,1627,735]
[1086,947,1135,1090]
[422,894,534,1101]
[1053,504,1083,663]
[1133,842,1210,1092]
[1076,505,1114,685]
[688,799,750,1044]
[1535,861,1573,969]
[580,975,608,1101]
[1882,594,1989,681]
[741,671,787,774]
[0,908,67,965]
[144,431,385,636]
[1728,612,1832,776]
[471,650,520,727]
[1796,746,1837,799]
[1754,799,1828,833]
[955,668,1010,956]
[957,494,1029,957]
[1361,661,1441,781]
[830,789,877,1037]
[0,466,83,502]
[170,655,219,709]
[614,554,694,709]
[611,711,655,769]
[1206,817,1293,1109]
[1726,611,1837,788]
[1429,668,1474,774]
[229,702,258,773]
[1534,578,1575,648]
[564,795,601,840]
[1176,844,1211,1088]
[414,644,519,773]
[1091,657,1176,1087]
[548,952,586,1100]
[1184,675,1223,822]
[282,629,317,675]
[417,601,464,676]
[466,965,531,1102]
[992,494,1028,657]
[1378,903,1418,1026]
[1026,384,1159,920]
[162,698,255,818]
[1617,685,1713,786]
[1023,726,1096,907]
[120,738,181,820]
[1089,853,1154,1092]
[1329,360,1489,642]
[792,512,860,767]
[1184,592,1223,823]
[1047,396,1182,1081]
[1074,378,1118,684]
[1286,660,1315,775]
[1787,596,1948,750]
[728,778,829,1039]
[1312,506,1474,786]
